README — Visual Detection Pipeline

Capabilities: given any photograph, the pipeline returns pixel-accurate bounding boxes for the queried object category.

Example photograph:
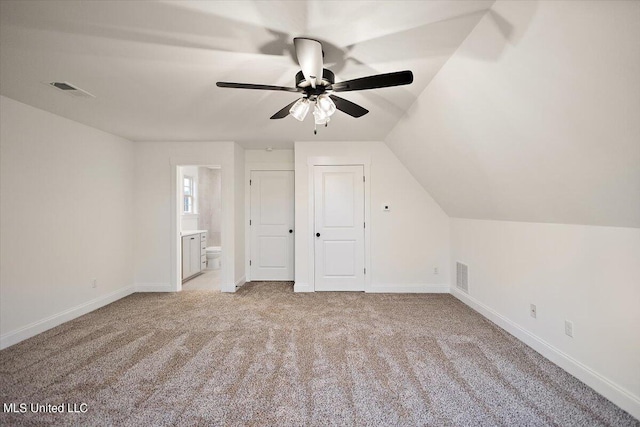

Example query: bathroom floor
[182,269,220,291]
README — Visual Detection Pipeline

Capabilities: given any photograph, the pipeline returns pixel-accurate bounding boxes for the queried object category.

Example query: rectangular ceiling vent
[49,82,95,98]
[456,261,469,293]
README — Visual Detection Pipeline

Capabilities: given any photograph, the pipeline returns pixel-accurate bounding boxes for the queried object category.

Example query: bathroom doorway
[178,165,223,291]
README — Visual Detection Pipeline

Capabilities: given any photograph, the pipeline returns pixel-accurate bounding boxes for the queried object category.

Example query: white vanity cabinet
[200,232,207,271]
[181,231,207,281]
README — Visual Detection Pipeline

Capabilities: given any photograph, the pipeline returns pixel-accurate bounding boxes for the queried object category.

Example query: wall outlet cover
[565,320,574,337]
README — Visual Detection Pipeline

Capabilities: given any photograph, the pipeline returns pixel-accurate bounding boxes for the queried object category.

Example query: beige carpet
[0,282,637,426]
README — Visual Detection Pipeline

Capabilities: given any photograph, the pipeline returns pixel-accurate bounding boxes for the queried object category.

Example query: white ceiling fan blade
[294,37,323,88]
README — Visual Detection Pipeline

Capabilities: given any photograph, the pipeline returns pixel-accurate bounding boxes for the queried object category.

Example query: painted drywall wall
[133,141,240,292]
[245,149,294,164]
[234,143,245,286]
[451,218,640,418]
[0,95,134,348]
[198,167,222,247]
[385,0,640,227]
[294,141,449,292]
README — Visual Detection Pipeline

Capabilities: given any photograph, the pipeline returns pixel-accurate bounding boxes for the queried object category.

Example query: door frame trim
[170,162,232,292]
[307,157,371,292]
[245,162,294,282]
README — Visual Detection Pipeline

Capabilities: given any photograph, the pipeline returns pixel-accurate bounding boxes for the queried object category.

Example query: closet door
[314,165,365,291]
[250,171,294,281]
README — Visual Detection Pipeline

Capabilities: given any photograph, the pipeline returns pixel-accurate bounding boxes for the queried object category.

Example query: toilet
[206,246,222,269]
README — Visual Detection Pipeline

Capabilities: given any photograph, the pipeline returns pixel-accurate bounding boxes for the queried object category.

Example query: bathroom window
[183,176,194,214]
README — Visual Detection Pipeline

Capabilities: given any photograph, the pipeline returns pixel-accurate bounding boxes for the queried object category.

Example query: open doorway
[178,165,222,291]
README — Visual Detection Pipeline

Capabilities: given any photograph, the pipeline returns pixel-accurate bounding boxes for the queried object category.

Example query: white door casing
[314,165,365,291]
[250,171,294,281]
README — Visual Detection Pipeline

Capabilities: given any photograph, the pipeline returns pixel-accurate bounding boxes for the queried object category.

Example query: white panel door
[314,165,365,291]
[250,171,294,281]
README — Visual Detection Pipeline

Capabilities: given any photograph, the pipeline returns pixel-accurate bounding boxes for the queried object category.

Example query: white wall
[451,218,640,418]
[294,141,450,292]
[197,167,222,247]
[245,149,294,164]
[385,0,640,228]
[0,96,134,348]
[133,141,240,292]
[234,143,245,286]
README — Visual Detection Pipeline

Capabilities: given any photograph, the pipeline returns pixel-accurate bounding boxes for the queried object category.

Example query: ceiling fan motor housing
[296,69,335,93]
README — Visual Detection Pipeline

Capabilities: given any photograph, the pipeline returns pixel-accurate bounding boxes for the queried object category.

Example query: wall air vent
[48,82,95,98]
[456,261,469,293]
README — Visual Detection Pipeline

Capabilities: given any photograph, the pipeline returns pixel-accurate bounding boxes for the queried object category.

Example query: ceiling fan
[216,38,413,134]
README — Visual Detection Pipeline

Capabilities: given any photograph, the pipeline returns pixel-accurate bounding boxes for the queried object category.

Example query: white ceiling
[0,0,494,148]
[386,0,640,228]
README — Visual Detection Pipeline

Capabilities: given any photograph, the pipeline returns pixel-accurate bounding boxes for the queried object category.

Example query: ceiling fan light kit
[289,98,310,121]
[313,107,329,125]
[216,37,414,134]
[317,94,336,117]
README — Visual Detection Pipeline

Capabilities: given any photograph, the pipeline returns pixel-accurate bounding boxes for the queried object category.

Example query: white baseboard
[135,283,174,292]
[451,288,640,420]
[0,285,135,350]
[368,283,450,293]
[293,282,313,292]
[235,276,246,288]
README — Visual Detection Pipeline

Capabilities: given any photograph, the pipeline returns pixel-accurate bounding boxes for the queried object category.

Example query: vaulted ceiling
[0,0,494,147]
[385,0,640,227]
[1,0,638,228]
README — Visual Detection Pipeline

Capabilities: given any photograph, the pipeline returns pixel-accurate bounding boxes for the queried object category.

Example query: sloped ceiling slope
[0,0,493,148]
[385,0,640,228]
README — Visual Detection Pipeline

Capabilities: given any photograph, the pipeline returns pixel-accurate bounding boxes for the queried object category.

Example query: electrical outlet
[565,320,573,337]
[91,279,97,289]
[530,304,537,318]
[434,267,439,275]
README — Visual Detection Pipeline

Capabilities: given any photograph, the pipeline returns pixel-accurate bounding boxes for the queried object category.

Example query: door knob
[289,229,293,233]
[316,232,320,237]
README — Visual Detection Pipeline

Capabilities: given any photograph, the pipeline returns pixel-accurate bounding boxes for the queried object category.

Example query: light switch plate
[383,204,391,211]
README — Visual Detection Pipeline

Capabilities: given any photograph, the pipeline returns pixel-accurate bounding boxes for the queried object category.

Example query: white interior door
[314,165,365,291]
[250,171,294,281]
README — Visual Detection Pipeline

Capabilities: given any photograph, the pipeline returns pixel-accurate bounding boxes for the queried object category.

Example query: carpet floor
[0,282,637,426]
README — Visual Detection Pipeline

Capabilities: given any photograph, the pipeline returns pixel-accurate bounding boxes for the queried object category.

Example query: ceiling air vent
[48,82,95,98]
[456,261,469,293]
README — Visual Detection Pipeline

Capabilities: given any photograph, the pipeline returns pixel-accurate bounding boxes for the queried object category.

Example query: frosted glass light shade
[317,94,336,116]
[313,103,330,125]
[289,98,310,121]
